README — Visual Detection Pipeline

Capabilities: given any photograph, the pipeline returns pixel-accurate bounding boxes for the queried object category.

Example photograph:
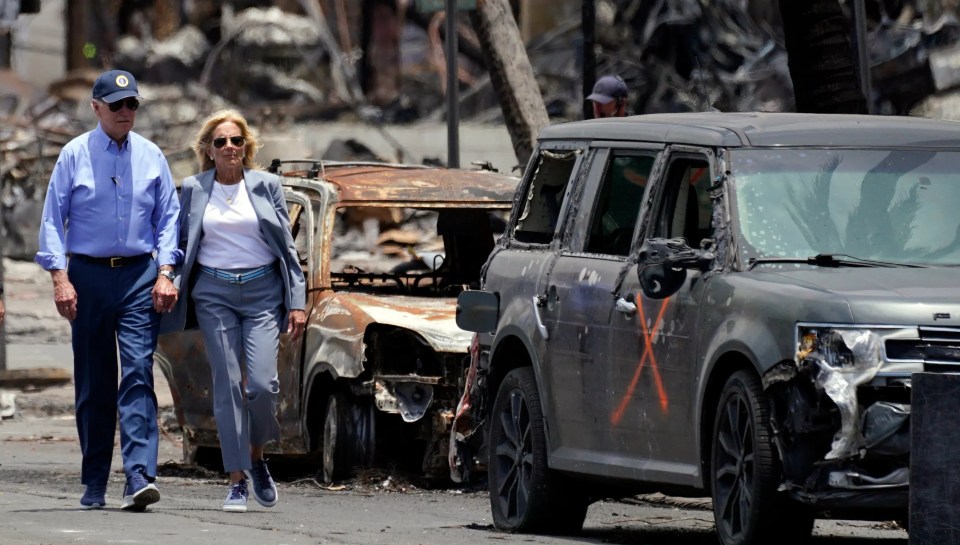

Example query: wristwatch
[158,269,176,282]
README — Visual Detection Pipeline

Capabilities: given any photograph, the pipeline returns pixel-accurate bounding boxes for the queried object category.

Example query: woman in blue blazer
[162,109,306,512]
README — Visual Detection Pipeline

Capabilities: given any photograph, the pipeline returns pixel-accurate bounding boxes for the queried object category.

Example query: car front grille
[886,327,960,372]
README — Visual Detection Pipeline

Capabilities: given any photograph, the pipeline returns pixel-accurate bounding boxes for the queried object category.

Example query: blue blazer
[160,168,307,334]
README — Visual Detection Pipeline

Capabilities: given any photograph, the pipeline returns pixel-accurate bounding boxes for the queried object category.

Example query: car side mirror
[456,290,500,333]
[637,238,715,300]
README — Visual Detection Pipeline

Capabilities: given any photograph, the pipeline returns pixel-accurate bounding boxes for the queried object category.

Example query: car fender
[487,322,553,445]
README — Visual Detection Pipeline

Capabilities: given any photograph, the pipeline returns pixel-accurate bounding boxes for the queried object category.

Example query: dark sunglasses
[102,97,140,112]
[212,136,245,149]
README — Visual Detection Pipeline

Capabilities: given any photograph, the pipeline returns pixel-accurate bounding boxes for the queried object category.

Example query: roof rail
[267,159,439,179]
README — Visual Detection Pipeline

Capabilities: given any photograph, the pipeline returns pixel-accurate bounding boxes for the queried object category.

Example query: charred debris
[7,0,960,262]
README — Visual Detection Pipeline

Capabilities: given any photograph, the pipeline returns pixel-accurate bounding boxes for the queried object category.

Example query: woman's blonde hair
[191,109,261,172]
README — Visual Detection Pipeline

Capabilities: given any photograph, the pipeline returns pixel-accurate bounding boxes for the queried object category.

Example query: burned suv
[453,113,960,544]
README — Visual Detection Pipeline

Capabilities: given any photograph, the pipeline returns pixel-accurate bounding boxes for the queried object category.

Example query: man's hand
[287,309,306,341]
[152,269,179,313]
[51,270,78,321]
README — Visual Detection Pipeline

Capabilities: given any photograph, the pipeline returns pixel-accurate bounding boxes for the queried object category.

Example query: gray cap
[587,75,628,104]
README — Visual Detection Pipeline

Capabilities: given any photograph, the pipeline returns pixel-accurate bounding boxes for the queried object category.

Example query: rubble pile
[521,0,960,117]
[8,2,960,264]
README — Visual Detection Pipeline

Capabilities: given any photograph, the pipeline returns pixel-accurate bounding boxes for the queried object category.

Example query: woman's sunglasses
[102,98,140,112]
[212,136,245,149]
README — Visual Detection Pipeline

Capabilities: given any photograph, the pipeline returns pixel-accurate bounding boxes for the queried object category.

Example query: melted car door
[603,147,715,486]
[277,190,314,444]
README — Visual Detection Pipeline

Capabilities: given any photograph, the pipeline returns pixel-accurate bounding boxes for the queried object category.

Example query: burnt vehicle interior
[330,205,505,296]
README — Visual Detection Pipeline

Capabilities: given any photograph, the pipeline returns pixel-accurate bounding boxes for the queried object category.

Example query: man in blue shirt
[36,69,181,511]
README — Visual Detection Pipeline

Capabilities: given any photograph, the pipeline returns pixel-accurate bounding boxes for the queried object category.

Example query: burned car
[156,161,517,482]
[452,113,960,543]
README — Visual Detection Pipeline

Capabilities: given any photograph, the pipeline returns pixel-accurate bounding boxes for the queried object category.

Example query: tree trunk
[470,0,549,168]
[152,0,182,40]
[67,0,92,70]
[778,0,866,114]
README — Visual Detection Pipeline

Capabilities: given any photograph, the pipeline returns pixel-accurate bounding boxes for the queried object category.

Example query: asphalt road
[0,395,909,545]
[0,261,909,544]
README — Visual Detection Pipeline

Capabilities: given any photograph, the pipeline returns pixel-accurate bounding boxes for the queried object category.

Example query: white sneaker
[222,480,248,513]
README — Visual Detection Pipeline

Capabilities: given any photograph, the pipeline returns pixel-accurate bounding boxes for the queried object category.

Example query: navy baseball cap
[92,70,140,103]
[587,75,628,104]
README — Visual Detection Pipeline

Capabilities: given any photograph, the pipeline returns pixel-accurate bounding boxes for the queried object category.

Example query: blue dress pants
[191,266,283,473]
[69,257,160,486]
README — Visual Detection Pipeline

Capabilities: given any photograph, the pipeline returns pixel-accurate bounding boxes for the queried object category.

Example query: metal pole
[852,0,872,114]
[582,0,595,119]
[0,150,6,372]
[445,0,459,168]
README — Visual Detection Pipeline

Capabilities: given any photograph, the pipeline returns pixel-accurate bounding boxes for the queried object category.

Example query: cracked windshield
[731,149,960,265]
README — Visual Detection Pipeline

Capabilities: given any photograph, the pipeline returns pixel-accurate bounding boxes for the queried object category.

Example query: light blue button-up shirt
[35,123,182,271]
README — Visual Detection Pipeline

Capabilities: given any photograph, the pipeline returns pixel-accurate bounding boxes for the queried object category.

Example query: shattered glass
[798,328,883,459]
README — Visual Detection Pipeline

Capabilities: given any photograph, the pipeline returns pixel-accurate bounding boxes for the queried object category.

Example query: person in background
[36,69,180,511]
[587,74,629,118]
[161,109,306,513]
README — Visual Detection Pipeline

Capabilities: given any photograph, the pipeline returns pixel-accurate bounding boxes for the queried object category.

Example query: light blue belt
[198,263,276,284]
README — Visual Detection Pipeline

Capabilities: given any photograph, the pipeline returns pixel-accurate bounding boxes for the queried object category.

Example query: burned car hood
[342,292,473,352]
[759,266,960,325]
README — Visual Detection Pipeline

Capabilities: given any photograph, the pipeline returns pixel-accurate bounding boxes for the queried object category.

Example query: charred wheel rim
[493,388,533,525]
[322,395,340,480]
[714,387,755,541]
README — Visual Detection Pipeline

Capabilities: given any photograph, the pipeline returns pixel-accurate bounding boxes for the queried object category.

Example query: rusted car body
[156,161,517,481]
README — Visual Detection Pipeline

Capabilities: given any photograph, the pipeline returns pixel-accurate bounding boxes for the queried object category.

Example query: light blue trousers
[191,266,283,473]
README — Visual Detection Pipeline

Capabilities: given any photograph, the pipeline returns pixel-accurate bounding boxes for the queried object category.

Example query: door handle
[615,296,637,316]
[532,296,550,339]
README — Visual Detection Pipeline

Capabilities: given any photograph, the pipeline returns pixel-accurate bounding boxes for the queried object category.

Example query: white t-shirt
[197,178,276,269]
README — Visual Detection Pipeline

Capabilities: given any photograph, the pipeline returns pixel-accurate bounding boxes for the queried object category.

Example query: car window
[513,150,578,244]
[287,200,309,271]
[584,152,655,255]
[655,156,712,248]
[330,205,503,295]
[731,148,960,265]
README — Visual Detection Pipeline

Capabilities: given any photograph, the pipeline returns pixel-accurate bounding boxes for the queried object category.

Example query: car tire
[322,392,375,484]
[488,367,588,534]
[711,370,814,545]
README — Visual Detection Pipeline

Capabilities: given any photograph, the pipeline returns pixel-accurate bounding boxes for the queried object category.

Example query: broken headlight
[796,326,882,371]
[796,325,885,459]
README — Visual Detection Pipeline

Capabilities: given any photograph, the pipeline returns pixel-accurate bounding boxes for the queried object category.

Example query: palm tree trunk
[778,0,867,114]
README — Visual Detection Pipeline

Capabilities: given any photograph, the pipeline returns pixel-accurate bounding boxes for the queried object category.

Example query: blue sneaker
[80,483,106,509]
[245,459,278,507]
[120,471,159,512]
[222,480,248,513]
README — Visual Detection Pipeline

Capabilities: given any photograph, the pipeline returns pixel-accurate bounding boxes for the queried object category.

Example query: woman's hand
[287,309,306,340]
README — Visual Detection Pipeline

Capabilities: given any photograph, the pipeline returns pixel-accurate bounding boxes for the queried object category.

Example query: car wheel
[322,392,375,484]
[711,370,814,545]
[488,367,587,534]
